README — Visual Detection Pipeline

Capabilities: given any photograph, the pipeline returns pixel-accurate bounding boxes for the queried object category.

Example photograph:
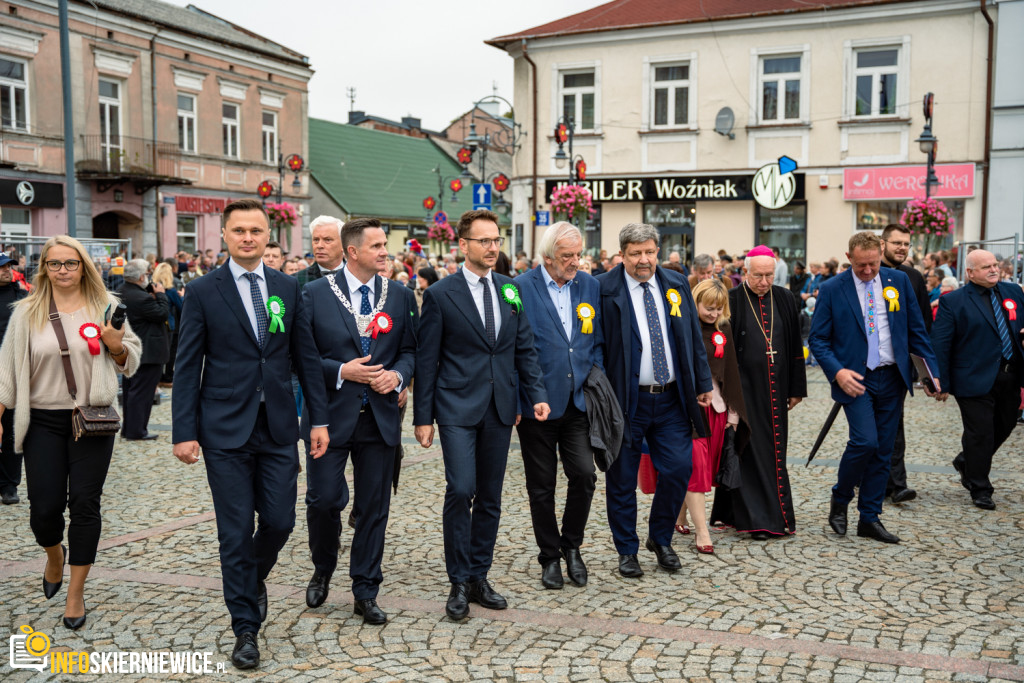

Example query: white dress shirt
[624,270,676,385]
[463,264,502,340]
[541,265,574,338]
[336,267,402,392]
[855,274,895,367]
[228,258,268,340]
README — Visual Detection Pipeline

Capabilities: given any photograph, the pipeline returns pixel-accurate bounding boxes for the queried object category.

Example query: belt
[638,381,675,394]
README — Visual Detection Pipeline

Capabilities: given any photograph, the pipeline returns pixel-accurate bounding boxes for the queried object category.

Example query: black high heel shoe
[63,599,86,631]
[42,545,66,600]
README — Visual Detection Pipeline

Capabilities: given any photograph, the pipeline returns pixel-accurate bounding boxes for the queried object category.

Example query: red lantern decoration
[286,154,305,172]
[575,159,587,181]
[257,181,274,198]
[449,179,463,193]
[555,123,568,144]
[457,147,473,164]
[493,174,510,192]
[423,196,436,210]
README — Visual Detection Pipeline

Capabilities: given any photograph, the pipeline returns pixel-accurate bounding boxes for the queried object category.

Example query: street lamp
[914,92,940,199]
[553,116,586,184]
[422,165,464,223]
[463,94,524,182]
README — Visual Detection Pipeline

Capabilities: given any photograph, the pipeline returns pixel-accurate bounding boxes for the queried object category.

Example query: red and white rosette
[1003,299,1017,321]
[80,323,102,355]
[366,312,393,339]
[711,331,726,358]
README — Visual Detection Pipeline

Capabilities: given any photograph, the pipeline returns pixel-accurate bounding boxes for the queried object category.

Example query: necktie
[480,276,496,346]
[641,282,670,385]
[989,287,1014,360]
[865,280,879,370]
[359,284,371,405]
[244,272,267,347]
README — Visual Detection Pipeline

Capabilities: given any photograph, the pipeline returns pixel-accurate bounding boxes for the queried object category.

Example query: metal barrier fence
[955,234,1021,284]
[0,234,133,290]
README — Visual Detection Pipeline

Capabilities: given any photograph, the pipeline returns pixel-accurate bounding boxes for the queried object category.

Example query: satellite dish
[715,107,735,140]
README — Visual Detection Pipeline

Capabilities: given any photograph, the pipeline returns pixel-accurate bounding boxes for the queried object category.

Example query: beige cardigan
[0,293,142,451]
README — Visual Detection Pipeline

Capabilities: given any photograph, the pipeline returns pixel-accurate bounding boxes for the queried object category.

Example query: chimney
[401,116,421,130]
[348,110,365,124]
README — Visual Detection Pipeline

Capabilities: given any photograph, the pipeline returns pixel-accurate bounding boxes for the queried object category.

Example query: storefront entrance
[645,203,695,266]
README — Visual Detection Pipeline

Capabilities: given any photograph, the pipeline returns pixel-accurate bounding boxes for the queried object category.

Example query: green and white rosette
[500,283,522,312]
[266,296,286,333]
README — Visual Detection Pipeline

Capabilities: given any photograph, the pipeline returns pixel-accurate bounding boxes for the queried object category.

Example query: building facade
[0,0,312,257]
[489,0,993,264]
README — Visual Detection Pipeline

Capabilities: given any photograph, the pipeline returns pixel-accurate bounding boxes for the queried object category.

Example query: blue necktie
[641,282,670,385]
[359,284,371,405]
[864,280,879,370]
[990,287,1014,360]
[243,272,267,347]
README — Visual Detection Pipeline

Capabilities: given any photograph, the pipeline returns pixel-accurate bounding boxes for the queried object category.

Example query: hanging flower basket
[266,202,299,249]
[428,221,454,253]
[550,184,595,228]
[899,197,955,255]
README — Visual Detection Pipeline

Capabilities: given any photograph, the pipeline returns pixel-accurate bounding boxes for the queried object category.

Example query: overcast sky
[167,0,600,131]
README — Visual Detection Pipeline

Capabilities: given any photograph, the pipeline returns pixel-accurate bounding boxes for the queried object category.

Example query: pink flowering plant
[550,184,595,227]
[899,197,955,253]
[266,202,299,247]
[428,221,454,252]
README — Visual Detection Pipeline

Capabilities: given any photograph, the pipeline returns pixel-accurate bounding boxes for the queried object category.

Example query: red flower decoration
[712,331,726,358]
[257,181,274,198]
[457,147,473,164]
[555,123,568,144]
[423,196,436,210]
[449,179,463,193]
[575,159,587,181]
[493,174,510,192]
[286,154,305,172]
[80,323,103,356]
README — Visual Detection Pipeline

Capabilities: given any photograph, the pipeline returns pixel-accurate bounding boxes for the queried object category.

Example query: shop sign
[842,164,975,201]
[545,174,804,203]
[0,178,64,208]
[173,196,228,214]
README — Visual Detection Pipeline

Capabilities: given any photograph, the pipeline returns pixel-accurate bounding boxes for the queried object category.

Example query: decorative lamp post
[914,93,940,199]
[277,153,304,204]
[552,116,586,184]
[464,95,524,181]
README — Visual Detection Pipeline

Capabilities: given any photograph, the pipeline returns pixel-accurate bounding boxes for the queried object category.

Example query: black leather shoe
[828,496,848,536]
[231,632,259,670]
[890,488,917,504]
[1,489,18,504]
[256,580,268,623]
[354,598,387,625]
[123,433,159,441]
[973,496,996,510]
[856,520,900,544]
[644,537,681,572]
[43,545,66,600]
[305,571,331,608]
[445,583,469,621]
[750,531,772,541]
[62,599,86,631]
[468,579,507,610]
[952,457,970,491]
[561,547,588,587]
[541,561,563,590]
[618,554,644,578]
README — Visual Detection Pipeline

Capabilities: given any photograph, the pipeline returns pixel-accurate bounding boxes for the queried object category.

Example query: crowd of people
[0,205,1021,670]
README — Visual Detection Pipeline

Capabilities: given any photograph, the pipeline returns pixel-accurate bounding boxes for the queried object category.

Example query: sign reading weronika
[842,164,975,201]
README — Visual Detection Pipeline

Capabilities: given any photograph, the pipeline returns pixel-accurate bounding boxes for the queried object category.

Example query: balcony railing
[77,134,184,179]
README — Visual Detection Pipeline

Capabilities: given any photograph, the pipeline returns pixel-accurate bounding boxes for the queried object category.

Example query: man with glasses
[0,254,27,504]
[414,209,550,620]
[880,224,932,504]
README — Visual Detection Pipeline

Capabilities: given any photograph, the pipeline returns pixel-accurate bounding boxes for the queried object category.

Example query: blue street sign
[535,211,551,227]
[473,183,492,210]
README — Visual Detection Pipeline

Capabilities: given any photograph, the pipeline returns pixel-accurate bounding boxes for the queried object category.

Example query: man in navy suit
[172,199,329,670]
[808,232,939,544]
[300,217,416,624]
[514,222,604,590]
[597,223,713,578]
[414,209,550,621]
[931,249,1024,510]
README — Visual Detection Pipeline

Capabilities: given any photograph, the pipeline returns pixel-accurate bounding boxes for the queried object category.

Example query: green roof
[309,118,467,222]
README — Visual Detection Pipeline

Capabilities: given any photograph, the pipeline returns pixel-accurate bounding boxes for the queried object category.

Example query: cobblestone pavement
[1,378,1022,681]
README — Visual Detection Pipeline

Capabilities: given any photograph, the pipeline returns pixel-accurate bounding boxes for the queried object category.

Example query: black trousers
[886,403,909,495]
[162,330,178,383]
[121,363,162,439]
[306,407,395,600]
[516,402,596,566]
[953,367,1020,499]
[22,409,114,565]
[0,408,22,494]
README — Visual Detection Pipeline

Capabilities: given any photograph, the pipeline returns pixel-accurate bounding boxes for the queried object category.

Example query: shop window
[222,103,240,158]
[560,70,596,132]
[177,215,197,253]
[0,207,30,237]
[177,93,196,153]
[0,56,29,131]
[262,111,278,165]
[651,63,690,128]
[644,203,695,266]
[855,200,963,260]
[583,204,602,255]
[756,203,806,264]
[759,55,802,123]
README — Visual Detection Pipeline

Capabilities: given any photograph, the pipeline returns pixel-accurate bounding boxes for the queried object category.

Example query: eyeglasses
[45,259,81,272]
[463,237,505,249]
[884,239,911,248]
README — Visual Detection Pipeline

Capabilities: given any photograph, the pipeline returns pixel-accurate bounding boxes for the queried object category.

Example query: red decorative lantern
[575,159,587,181]
[554,123,568,145]
[423,196,436,210]
[257,181,274,199]
[286,154,305,172]
[493,174,510,192]
[457,147,473,164]
[449,179,463,193]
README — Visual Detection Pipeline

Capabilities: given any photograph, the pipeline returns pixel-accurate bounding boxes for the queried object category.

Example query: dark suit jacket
[808,267,937,404]
[596,264,713,443]
[514,266,604,421]
[300,272,417,446]
[118,281,169,365]
[882,257,931,332]
[413,268,547,427]
[931,281,1024,397]
[172,262,328,449]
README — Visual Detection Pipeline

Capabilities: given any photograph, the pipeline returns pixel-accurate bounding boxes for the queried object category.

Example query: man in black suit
[296,216,345,286]
[172,199,329,670]
[414,209,550,621]
[118,258,169,440]
[301,217,416,625]
[879,223,932,504]
[931,249,1024,510]
[0,254,27,504]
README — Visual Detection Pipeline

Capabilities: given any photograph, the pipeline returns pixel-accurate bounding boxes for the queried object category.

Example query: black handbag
[713,425,742,490]
[48,299,122,440]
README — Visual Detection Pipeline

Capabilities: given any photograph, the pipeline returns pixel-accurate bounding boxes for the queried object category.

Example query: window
[177,94,196,153]
[651,64,689,128]
[760,56,801,123]
[261,111,277,165]
[644,203,695,266]
[560,70,595,131]
[176,215,197,252]
[0,57,28,131]
[854,48,899,117]
[756,203,806,263]
[222,102,239,158]
[98,79,121,171]
[0,207,30,237]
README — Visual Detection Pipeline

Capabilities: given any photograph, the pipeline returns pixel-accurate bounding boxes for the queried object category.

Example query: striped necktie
[989,287,1014,360]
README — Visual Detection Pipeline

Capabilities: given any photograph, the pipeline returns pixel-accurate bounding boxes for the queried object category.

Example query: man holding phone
[118,259,169,441]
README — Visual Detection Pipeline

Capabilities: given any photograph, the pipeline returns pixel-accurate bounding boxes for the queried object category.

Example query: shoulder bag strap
[47,297,78,401]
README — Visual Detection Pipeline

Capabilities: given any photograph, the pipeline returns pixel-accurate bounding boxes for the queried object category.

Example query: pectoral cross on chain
[766,344,777,365]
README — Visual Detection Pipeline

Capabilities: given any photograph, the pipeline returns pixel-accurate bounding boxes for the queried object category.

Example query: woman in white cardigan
[0,235,140,630]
